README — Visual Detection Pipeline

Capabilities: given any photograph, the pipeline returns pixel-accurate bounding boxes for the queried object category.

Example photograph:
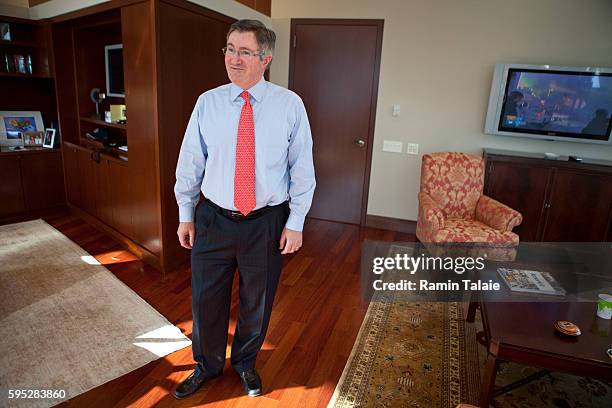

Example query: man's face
[225,31,271,89]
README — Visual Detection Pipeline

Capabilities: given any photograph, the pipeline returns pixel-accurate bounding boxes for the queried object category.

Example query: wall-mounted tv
[104,44,124,98]
[485,64,612,144]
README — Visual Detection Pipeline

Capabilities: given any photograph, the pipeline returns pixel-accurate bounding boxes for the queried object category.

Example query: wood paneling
[51,21,80,144]
[122,1,161,256]
[157,0,234,271]
[0,155,25,215]
[235,0,270,16]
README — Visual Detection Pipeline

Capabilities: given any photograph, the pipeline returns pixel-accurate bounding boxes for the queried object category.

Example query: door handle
[354,139,366,148]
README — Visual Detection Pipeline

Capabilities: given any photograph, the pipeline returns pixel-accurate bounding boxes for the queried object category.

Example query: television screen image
[499,69,612,141]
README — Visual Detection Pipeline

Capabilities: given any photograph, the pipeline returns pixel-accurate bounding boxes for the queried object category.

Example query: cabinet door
[542,170,612,242]
[0,156,26,216]
[76,148,97,216]
[485,159,552,241]
[63,145,82,207]
[20,151,65,211]
[107,160,133,239]
[95,159,114,226]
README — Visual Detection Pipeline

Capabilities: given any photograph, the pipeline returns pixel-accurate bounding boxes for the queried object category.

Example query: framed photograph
[0,111,44,146]
[23,131,44,147]
[43,128,56,148]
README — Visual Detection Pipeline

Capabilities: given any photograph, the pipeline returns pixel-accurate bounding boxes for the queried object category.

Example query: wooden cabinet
[51,0,233,274]
[484,149,612,242]
[63,142,133,239]
[0,155,26,216]
[20,151,65,210]
[0,149,65,218]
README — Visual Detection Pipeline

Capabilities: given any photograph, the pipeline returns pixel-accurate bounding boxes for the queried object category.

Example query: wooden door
[0,155,25,216]
[289,19,383,224]
[541,169,612,242]
[95,158,114,227]
[484,159,552,241]
[20,151,65,211]
[107,159,133,239]
[76,148,97,216]
[63,143,82,207]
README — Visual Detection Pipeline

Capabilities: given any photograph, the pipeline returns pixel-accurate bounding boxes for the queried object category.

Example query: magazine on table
[497,268,566,296]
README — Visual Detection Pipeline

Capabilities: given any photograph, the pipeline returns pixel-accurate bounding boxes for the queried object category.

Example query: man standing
[173,20,315,399]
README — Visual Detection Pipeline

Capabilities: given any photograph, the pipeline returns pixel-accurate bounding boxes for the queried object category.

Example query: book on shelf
[497,268,566,296]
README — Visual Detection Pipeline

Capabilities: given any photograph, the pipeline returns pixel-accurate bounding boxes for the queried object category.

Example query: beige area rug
[328,245,612,408]
[0,220,191,408]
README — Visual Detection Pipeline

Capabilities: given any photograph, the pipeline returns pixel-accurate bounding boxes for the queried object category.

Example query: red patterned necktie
[234,91,256,215]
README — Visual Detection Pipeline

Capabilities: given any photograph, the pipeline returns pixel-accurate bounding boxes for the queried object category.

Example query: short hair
[227,19,276,57]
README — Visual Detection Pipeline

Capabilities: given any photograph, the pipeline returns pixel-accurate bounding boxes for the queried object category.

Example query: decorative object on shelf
[1,53,33,74]
[110,104,126,122]
[3,52,15,72]
[22,131,44,146]
[104,110,112,123]
[42,128,56,149]
[0,23,10,41]
[89,87,106,119]
[0,111,44,146]
[13,54,26,74]
[85,127,109,142]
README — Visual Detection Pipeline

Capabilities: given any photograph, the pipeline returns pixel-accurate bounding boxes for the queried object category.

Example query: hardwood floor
[20,209,415,407]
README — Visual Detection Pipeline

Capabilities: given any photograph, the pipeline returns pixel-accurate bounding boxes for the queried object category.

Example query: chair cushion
[432,218,519,245]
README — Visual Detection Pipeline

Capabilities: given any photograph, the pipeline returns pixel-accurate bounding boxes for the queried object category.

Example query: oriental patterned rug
[328,245,611,408]
[0,219,191,408]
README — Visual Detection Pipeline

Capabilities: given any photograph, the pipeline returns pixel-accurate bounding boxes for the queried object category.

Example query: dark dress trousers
[191,198,289,376]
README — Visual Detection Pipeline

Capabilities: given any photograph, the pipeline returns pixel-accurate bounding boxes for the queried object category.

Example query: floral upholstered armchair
[416,152,523,246]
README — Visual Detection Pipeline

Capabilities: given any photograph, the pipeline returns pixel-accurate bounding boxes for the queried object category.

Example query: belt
[205,198,286,221]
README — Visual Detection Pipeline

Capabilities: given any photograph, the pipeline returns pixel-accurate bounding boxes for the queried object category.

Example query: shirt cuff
[285,212,305,232]
[179,205,196,222]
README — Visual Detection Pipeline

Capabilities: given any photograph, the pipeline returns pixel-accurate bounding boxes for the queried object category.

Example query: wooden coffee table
[467,264,612,408]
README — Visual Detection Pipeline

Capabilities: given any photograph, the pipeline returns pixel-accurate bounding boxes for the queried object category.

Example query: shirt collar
[230,77,267,103]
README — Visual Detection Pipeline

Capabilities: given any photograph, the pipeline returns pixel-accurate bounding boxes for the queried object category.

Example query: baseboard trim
[365,214,417,234]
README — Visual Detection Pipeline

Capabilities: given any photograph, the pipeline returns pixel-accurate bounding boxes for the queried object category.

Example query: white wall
[270,0,612,221]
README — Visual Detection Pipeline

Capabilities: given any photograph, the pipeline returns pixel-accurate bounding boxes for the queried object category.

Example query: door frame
[288,18,384,225]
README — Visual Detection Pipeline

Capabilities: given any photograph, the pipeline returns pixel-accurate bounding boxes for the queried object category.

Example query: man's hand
[279,228,302,254]
[177,222,195,249]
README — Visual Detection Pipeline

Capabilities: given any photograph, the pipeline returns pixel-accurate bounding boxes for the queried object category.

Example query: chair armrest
[418,192,446,232]
[475,195,522,232]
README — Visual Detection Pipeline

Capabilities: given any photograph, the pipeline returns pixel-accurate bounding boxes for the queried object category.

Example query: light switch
[392,104,401,117]
[383,140,403,153]
[406,143,419,155]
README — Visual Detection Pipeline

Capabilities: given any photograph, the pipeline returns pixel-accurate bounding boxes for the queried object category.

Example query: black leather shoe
[173,367,220,399]
[238,369,262,397]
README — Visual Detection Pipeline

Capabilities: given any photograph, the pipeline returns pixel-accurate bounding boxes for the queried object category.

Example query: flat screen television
[104,44,124,98]
[484,64,612,144]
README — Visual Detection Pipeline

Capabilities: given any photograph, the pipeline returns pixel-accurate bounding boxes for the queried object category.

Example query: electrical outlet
[406,143,419,155]
[382,140,403,153]
[392,104,401,117]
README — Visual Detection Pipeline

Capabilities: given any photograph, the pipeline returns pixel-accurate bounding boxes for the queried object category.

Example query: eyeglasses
[222,46,265,60]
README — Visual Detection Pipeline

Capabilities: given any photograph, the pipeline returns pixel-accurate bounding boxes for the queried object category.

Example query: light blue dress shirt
[174,77,316,232]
